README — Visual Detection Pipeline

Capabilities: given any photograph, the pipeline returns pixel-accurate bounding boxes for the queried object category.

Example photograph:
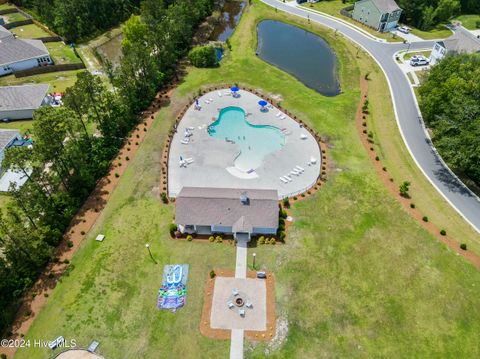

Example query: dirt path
[0,89,173,359]
[356,76,480,270]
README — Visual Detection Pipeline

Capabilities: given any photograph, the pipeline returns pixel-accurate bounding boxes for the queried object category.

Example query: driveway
[261,0,480,233]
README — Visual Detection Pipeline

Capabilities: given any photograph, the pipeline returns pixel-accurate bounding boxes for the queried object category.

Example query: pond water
[256,20,340,96]
[210,1,246,41]
[208,106,285,171]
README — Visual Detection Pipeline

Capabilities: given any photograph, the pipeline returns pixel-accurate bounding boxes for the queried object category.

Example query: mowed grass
[45,42,83,65]
[10,23,50,38]
[0,120,34,135]
[0,3,15,10]
[0,70,84,92]
[453,14,480,30]
[16,2,480,358]
[2,11,27,23]
[410,25,453,40]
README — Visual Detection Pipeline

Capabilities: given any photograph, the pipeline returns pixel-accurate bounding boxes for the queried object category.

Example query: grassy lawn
[46,42,83,65]
[0,70,83,92]
[302,1,402,42]
[10,23,50,38]
[15,2,480,358]
[404,50,431,61]
[0,119,34,135]
[0,3,15,10]
[410,25,453,40]
[453,14,480,30]
[2,11,27,23]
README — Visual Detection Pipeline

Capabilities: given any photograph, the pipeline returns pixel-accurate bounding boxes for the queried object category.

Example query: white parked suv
[410,55,430,67]
[398,26,411,34]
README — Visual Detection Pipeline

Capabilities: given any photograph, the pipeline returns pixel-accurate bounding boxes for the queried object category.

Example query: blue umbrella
[230,86,239,92]
[258,100,268,107]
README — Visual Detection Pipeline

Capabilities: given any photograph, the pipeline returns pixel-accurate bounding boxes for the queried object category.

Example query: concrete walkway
[230,329,245,359]
[235,238,248,279]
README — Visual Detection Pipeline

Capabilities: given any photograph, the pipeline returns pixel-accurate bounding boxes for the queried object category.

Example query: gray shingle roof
[369,0,401,13]
[440,27,480,54]
[0,26,49,66]
[0,130,20,151]
[0,84,49,112]
[175,187,279,230]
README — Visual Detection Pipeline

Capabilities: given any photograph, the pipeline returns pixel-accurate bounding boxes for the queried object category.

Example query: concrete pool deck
[168,89,321,198]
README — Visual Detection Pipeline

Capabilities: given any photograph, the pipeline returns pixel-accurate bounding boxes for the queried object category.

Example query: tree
[399,181,411,198]
[188,45,218,68]
[435,0,460,23]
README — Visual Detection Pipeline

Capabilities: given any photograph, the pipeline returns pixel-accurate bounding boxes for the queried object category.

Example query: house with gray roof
[0,84,51,120]
[175,187,279,240]
[0,129,23,172]
[0,25,52,76]
[352,0,402,32]
[430,27,480,65]
[0,129,32,191]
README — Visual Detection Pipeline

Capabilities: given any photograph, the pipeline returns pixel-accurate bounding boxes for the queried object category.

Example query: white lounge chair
[280,115,286,120]
[245,301,253,308]
[276,112,281,117]
[284,175,292,181]
[292,169,301,175]
[209,98,214,102]
[280,177,288,184]
[295,166,305,172]
[218,91,222,97]
[239,309,245,317]
[232,288,239,296]
[300,133,308,140]
[205,100,210,104]
[185,158,194,164]
[181,139,189,145]
[187,127,194,131]
[310,157,317,164]
[290,171,299,177]
[228,301,234,309]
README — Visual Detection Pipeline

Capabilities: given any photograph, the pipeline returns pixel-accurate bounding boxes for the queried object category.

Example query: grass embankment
[453,14,480,30]
[0,3,15,11]
[45,42,83,65]
[15,2,480,358]
[2,11,27,23]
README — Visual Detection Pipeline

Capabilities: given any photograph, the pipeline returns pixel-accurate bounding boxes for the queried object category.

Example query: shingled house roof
[365,0,401,13]
[0,26,49,67]
[437,27,480,54]
[175,187,279,230]
[0,84,49,112]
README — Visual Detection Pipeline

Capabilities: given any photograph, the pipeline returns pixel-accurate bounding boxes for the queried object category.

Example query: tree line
[419,54,480,187]
[10,0,141,41]
[0,0,214,335]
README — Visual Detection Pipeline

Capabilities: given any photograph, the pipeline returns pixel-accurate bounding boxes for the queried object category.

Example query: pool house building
[175,187,279,240]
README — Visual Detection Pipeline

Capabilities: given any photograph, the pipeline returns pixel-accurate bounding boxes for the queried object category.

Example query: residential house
[0,84,51,120]
[352,0,402,32]
[430,27,480,65]
[0,25,52,76]
[175,187,279,241]
[0,129,32,191]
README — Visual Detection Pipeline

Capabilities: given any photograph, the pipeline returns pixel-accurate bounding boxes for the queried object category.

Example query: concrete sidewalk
[230,329,244,359]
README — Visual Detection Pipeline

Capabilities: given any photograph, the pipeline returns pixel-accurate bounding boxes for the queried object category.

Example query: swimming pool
[208,106,286,171]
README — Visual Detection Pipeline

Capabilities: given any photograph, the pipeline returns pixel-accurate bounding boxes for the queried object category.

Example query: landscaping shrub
[279,208,288,219]
[258,236,265,245]
[160,192,169,204]
[169,224,178,237]
[115,173,120,178]
[80,231,85,235]
[186,235,193,241]
[422,216,429,222]
[48,273,55,279]
[278,231,286,242]
[283,197,290,208]
[67,240,73,248]
[399,181,411,198]
[460,243,467,250]
[209,270,216,279]
[440,229,446,236]
[209,236,215,242]
[188,45,218,68]
[215,236,223,243]
[410,203,415,208]
[270,238,276,245]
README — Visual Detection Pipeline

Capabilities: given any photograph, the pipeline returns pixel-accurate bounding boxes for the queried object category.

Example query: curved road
[261,0,480,233]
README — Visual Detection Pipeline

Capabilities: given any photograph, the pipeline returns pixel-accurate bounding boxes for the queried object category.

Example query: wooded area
[419,54,480,187]
[0,0,214,334]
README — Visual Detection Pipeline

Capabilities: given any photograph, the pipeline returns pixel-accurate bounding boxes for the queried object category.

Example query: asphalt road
[261,0,480,233]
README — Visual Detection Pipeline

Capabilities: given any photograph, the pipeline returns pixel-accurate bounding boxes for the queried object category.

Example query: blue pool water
[208,106,285,171]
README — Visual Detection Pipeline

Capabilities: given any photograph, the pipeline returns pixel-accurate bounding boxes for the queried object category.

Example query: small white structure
[0,25,52,76]
[0,84,51,120]
[430,27,480,65]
